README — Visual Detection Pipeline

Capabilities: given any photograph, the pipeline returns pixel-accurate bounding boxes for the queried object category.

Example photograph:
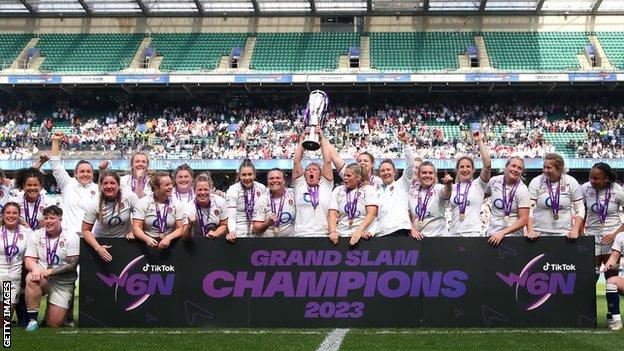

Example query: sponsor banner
[307,74,357,83]
[518,73,568,82]
[465,73,519,82]
[61,75,117,84]
[7,75,61,84]
[411,74,465,82]
[2,158,624,171]
[79,237,595,327]
[617,73,624,82]
[356,74,411,82]
[568,73,616,82]
[168,75,235,84]
[0,76,8,84]
[234,74,292,83]
[115,75,169,84]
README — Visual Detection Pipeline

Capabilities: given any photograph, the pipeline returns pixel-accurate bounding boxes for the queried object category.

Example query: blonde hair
[193,172,214,190]
[543,153,565,173]
[345,163,369,186]
[149,172,171,192]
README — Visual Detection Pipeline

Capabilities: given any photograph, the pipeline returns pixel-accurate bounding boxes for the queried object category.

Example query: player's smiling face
[543,160,561,182]
[419,165,436,188]
[505,159,524,183]
[155,176,174,199]
[267,170,285,194]
[132,154,149,172]
[44,213,62,234]
[24,176,42,202]
[75,163,94,186]
[356,154,373,176]
[457,159,474,183]
[344,168,362,190]
[175,170,193,192]
[379,162,395,185]
[2,204,20,229]
[194,181,211,205]
[304,164,321,187]
[101,176,120,200]
[239,166,255,188]
[589,168,608,190]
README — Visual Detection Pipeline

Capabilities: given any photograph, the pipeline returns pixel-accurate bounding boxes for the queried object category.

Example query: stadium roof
[1,0,623,17]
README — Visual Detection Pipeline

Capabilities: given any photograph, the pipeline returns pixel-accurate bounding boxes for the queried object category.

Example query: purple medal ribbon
[24,195,42,229]
[308,185,320,209]
[455,180,473,216]
[45,231,60,268]
[369,175,376,187]
[242,182,255,223]
[195,200,211,236]
[2,226,20,264]
[154,197,170,233]
[131,174,147,193]
[596,185,611,224]
[176,188,194,202]
[417,185,433,222]
[345,187,361,222]
[270,190,286,230]
[502,177,520,216]
[545,179,561,218]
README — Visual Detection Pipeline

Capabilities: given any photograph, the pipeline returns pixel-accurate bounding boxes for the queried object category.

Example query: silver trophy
[302,90,328,151]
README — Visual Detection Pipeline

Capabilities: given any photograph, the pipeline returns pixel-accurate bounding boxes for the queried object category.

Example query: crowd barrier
[79,236,595,328]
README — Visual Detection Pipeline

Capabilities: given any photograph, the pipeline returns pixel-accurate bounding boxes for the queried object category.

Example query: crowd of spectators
[1,98,624,160]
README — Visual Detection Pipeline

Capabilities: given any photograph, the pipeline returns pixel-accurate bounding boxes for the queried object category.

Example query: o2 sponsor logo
[96,255,175,311]
[496,254,575,310]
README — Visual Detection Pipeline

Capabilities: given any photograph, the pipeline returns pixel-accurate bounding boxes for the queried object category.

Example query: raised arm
[49,132,71,189]
[319,129,333,181]
[474,132,492,183]
[292,134,305,180]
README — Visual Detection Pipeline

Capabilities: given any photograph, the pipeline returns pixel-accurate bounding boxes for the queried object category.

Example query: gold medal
[553,214,559,220]
[504,216,511,222]
[159,234,166,239]
[418,220,424,227]
[349,220,353,226]
[273,227,278,234]
[460,213,465,221]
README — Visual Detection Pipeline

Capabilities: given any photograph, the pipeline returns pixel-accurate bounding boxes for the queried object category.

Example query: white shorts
[453,231,484,237]
[43,278,75,309]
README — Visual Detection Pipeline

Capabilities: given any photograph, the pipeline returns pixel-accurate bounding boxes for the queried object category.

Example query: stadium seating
[151,33,248,72]
[369,32,475,72]
[0,33,32,70]
[483,32,588,71]
[37,33,144,73]
[544,132,586,157]
[595,32,624,70]
[251,32,359,71]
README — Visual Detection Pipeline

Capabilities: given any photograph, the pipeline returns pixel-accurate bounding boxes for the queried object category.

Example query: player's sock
[26,309,38,322]
[606,283,620,316]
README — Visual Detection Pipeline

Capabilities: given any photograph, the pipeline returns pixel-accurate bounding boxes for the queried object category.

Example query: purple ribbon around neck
[417,185,433,222]
[2,226,20,264]
[131,174,147,193]
[195,200,211,236]
[175,188,194,202]
[595,185,611,224]
[154,197,170,233]
[308,185,319,209]
[345,187,361,222]
[270,190,286,230]
[45,231,60,268]
[302,91,329,127]
[502,177,520,216]
[455,180,473,215]
[545,178,561,217]
[242,182,255,223]
[24,194,41,229]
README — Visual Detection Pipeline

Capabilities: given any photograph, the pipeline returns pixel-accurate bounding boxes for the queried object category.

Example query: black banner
[79,237,596,328]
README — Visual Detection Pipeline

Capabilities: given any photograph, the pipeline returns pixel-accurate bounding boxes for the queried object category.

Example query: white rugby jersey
[528,174,583,236]
[293,176,333,237]
[485,175,531,237]
[226,181,267,237]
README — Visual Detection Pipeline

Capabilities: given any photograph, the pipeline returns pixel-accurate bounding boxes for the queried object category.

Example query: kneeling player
[24,206,79,331]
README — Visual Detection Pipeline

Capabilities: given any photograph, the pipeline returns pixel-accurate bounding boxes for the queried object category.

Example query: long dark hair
[592,162,619,185]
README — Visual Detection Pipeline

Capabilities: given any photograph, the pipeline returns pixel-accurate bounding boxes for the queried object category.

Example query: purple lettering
[324,251,342,266]
[203,271,234,298]
[250,250,270,266]
[409,271,443,297]
[336,272,366,297]
[526,273,549,295]
[548,273,575,295]
[233,272,266,297]
[359,251,375,266]
[393,250,419,266]
[126,274,149,296]
[269,251,287,266]
[363,272,378,297]
[377,271,410,298]
[285,251,303,266]
[344,251,360,266]
[440,271,468,298]
[147,274,175,295]
[295,272,338,297]
[262,272,295,297]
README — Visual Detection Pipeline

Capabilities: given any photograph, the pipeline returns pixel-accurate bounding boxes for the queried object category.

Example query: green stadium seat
[0,33,33,70]
[594,32,624,70]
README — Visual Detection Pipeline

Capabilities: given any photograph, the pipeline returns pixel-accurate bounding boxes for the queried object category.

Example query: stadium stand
[251,32,360,72]
[0,33,33,69]
[483,32,588,71]
[151,33,249,72]
[36,33,144,73]
[595,32,624,70]
[370,32,475,71]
